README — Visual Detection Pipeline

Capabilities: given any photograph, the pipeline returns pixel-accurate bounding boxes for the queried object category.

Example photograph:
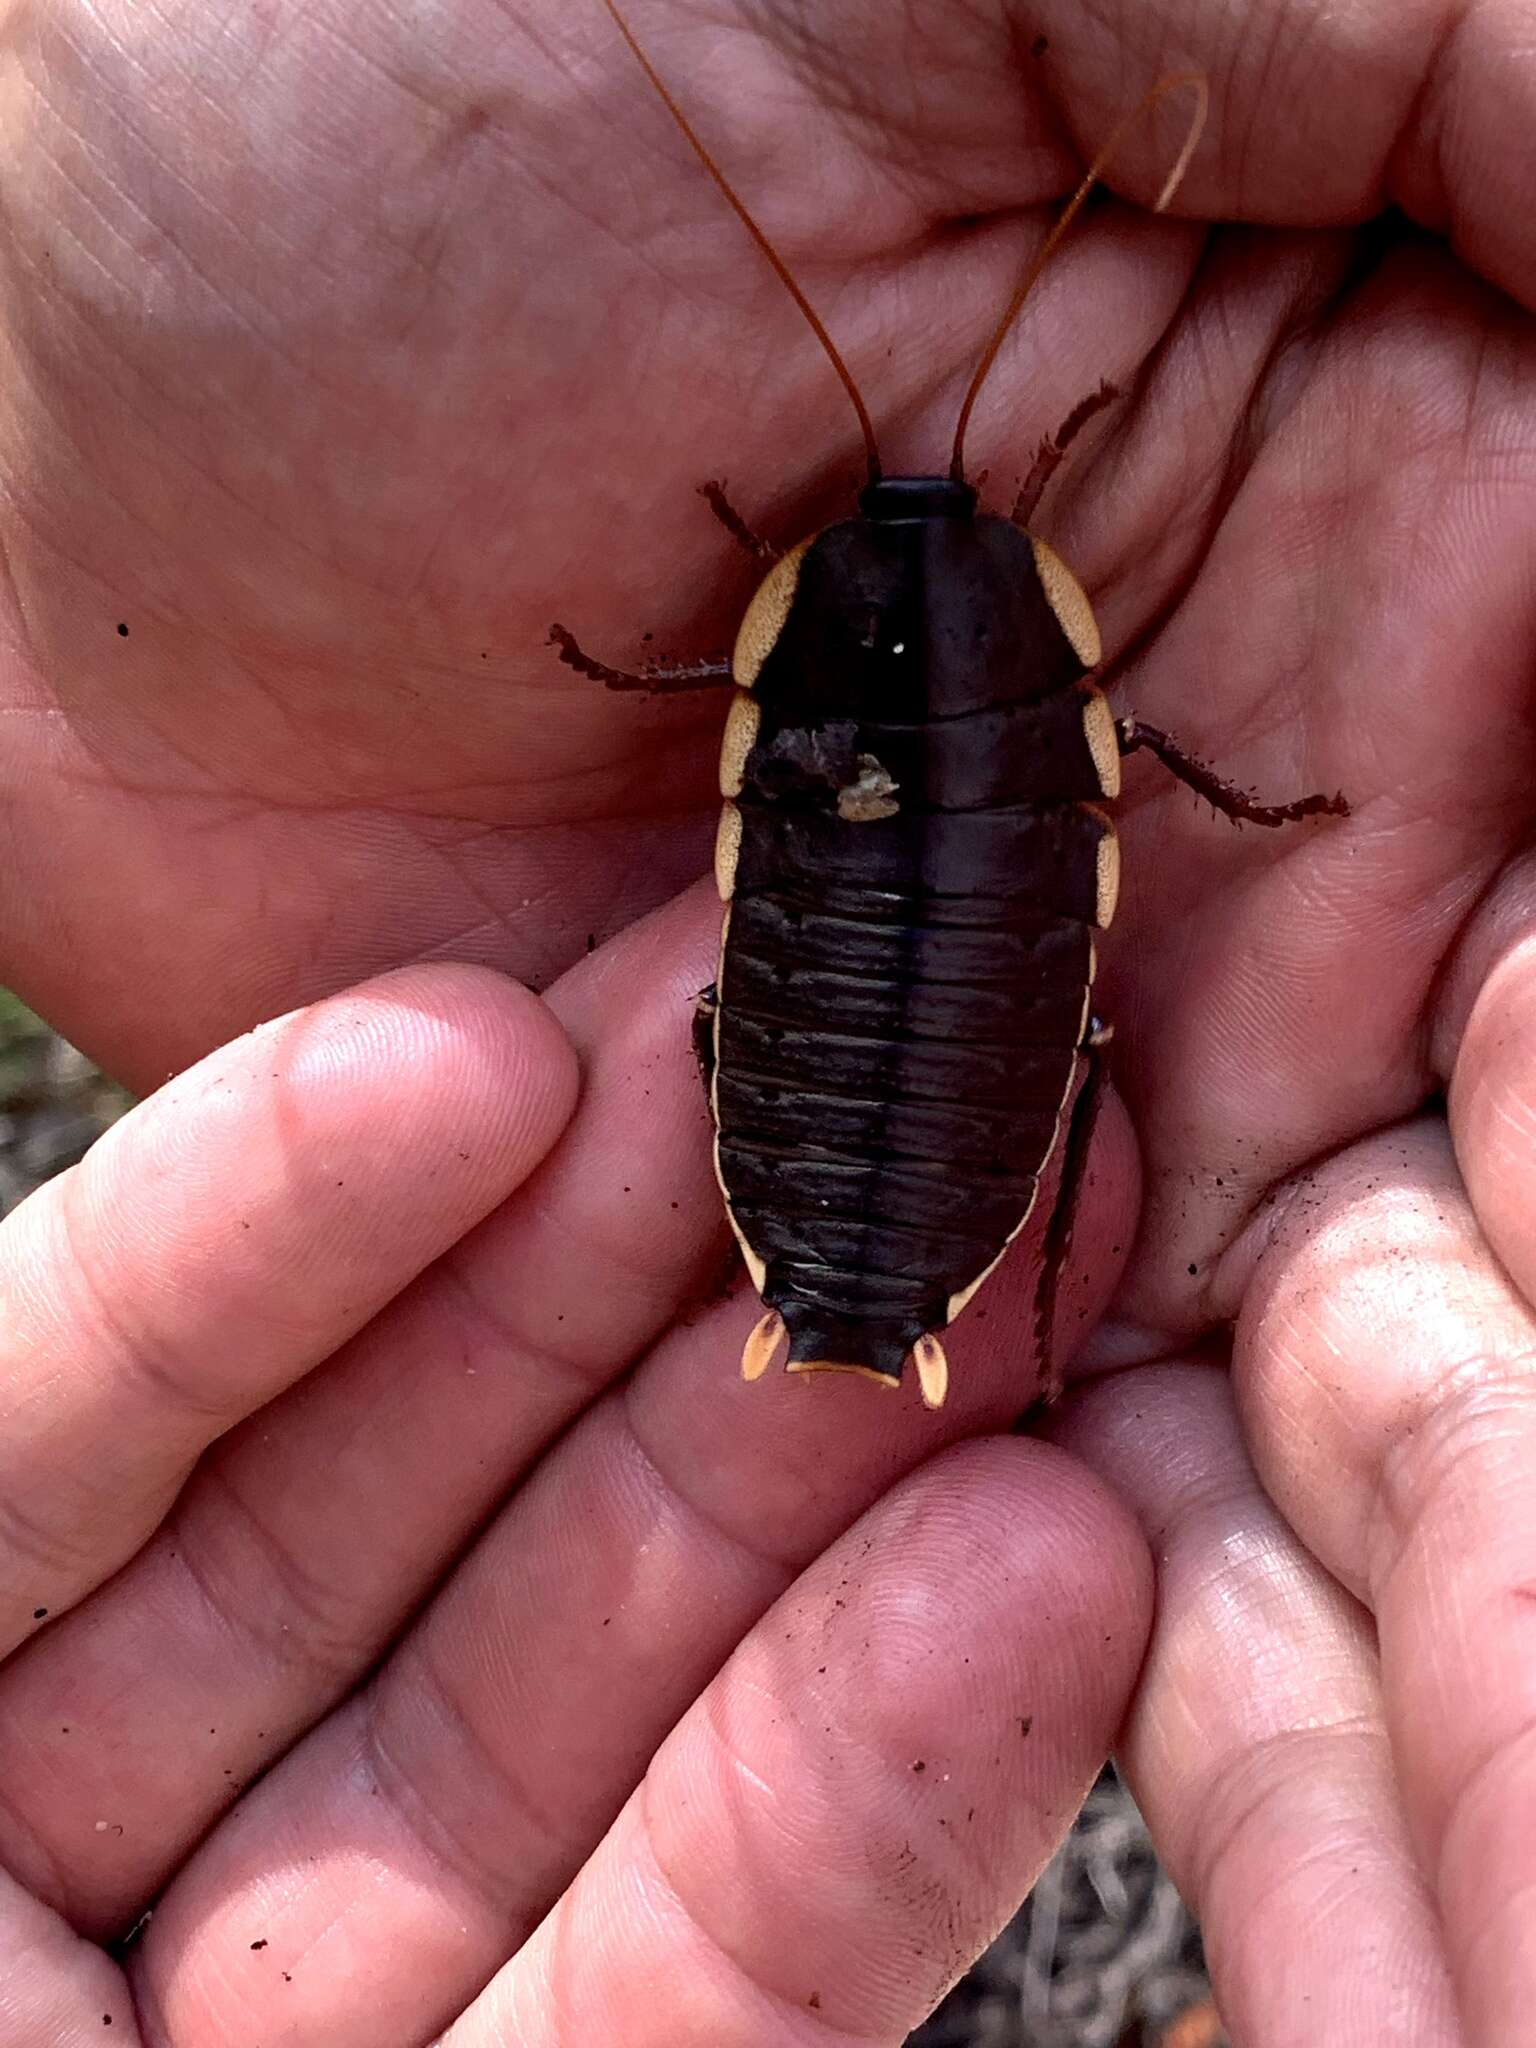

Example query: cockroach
[552,2,1347,1410]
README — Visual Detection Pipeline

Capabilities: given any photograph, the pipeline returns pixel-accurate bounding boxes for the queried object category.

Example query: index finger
[0,965,577,1655]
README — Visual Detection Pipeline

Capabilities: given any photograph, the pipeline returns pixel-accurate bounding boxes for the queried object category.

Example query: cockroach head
[858,478,977,524]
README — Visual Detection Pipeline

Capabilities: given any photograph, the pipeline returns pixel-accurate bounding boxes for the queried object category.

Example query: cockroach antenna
[949,72,1208,482]
[598,0,884,484]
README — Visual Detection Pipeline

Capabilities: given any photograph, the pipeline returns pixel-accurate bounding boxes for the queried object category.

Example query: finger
[127,1073,1139,2044]
[0,1863,134,2047]
[0,890,723,1935]
[0,964,576,1657]
[1448,908,1536,1309]
[1028,0,1536,314]
[1052,1364,1460,2048]
[1222,1113,1536,2044]
[440,1439,1149,2047]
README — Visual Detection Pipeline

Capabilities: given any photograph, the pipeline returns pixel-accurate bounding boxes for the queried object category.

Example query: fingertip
[198,962,582,1200]
[642,1436,1153,2036]
[323,961,582,1157]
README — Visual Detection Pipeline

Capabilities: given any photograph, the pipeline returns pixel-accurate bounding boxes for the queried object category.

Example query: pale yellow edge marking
[716,527,811,1299]
[1081,684,1121,798]
[714,801,743,902]
[709,905,769,1297]
[1080,801,1120,929]
[732,535,814,687]
[913,1333,949,1410]
[786,1360,899,1388]
[741,1309,786,1381]
[944,934,1099,1324]
[718,690,761,799]
[1030,536,1102,669]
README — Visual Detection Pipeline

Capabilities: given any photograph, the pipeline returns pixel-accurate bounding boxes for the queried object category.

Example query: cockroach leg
[692,984,718,1094]
[1011,380,1120,528]
[1031,1045,1108,1406]
[741,1308,787,1381]
[699,481,781,562]
[548,624,732,693]
[1118,718,1349,827]
[913,1333,949,1411]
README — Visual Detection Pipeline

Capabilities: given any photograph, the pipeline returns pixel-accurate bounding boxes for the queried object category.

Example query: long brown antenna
[598,0,883,483]
[949,72,1209,483]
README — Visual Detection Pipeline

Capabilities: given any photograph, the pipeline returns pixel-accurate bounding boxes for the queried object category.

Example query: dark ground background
[0,990,1224,2048]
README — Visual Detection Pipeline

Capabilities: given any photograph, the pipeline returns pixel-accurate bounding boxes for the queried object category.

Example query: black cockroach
[552,2,1347,1410]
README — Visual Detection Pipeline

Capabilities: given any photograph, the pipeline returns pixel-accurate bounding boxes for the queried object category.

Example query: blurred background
[0,991,1223,2048]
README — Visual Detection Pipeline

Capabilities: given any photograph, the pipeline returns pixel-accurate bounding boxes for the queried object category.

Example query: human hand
[1,0,1535,2042]
[0,938,1146,2044]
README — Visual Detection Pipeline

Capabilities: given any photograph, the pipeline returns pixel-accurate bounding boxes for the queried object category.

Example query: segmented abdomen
[715,750,1111,1377]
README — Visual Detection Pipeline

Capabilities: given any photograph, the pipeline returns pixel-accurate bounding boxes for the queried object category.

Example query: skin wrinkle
[0,282,359,619]
[550,1816,890,2048]
[365,1657,578,1908]
[49,1204,237,1438]
[1455,1854,1536,2010]
[460,1195,719,1376]
[41,113,358,416]
[627,1795,908,2047]
[1385,0,1474,239]
[642,1702,961,2019]
[618,1382,813,1576]
[1369,1365,1536,1606]
[1175,1706,1397,1916]
[0,1475,98,1593]
[1433,1713,1536,2025]
[0,1776,72,1954]
[163,1459,378,1686]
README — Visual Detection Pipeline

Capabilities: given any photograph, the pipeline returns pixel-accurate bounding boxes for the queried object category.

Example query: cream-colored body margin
[944,992,1091,1325]
[1031,537,1101,668]
[732,536,815,687]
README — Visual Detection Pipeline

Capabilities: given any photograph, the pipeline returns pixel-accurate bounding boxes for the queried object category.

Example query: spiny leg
[1031,1042,1109,1408]
[1011,380,1120,528]
[1118,718,1349,827]
[548,624,732,694]
[698,480,780,561]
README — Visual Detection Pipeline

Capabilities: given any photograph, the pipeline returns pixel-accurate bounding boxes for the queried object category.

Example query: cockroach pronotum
[552,2,1347,1410]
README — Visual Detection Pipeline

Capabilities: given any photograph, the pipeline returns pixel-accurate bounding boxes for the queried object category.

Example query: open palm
[2,1,1534,2041]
